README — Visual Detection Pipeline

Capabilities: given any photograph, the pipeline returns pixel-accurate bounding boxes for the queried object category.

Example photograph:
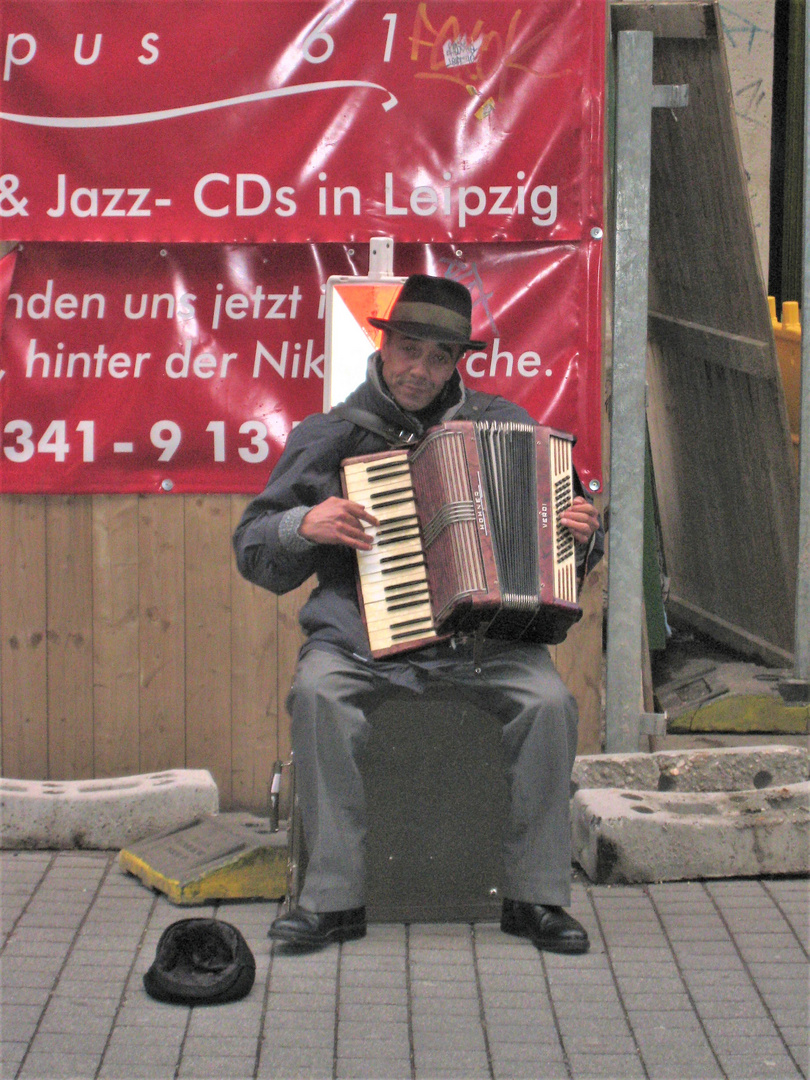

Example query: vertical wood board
[45,497,94,779]
[184,495,233,806]
[230,494,281,812]
[138,495,186,773]
[646,339,796,653]
[0,496,48,779]
[648,38,769,335]
[92,496,140,777]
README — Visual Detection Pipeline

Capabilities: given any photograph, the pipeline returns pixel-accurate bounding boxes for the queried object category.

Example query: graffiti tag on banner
[0,0,604,243]
[0,242,602,493]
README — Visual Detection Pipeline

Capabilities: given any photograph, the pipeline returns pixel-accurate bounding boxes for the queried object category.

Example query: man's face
[380,330,463,412]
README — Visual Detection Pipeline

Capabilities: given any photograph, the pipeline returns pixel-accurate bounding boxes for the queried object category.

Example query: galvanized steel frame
[604,30,655,752]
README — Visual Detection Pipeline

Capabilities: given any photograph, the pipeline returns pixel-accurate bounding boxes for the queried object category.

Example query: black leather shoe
[501,899,589,954]
[268,905,366,949]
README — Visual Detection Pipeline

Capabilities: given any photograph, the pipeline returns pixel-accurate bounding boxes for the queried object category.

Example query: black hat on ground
[143,918,256,1006]
[367,274,486,350]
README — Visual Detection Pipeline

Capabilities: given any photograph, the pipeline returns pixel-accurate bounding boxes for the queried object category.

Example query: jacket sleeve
[232,413,350,595]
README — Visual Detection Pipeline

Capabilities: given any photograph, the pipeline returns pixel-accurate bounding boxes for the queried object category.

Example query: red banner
[0,242,602,493]
[0,0,604,244]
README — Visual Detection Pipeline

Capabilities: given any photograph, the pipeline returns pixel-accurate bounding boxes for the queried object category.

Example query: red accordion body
[341,420,582,659]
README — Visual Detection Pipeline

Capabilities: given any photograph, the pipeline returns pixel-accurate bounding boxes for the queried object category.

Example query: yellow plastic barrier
[769,296,801,464]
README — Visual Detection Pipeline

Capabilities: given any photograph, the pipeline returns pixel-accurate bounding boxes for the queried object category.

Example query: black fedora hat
[143,919,255,1006]
[368,274,486,350]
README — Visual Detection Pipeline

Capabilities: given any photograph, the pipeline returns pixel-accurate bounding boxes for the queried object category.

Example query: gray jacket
[233,356,602,659]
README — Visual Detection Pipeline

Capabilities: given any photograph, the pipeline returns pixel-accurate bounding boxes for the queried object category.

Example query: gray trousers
[287,638,579,912]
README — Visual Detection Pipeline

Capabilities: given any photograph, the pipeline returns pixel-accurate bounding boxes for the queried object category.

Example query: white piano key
[346,480,415,503]
[359,535,424,568]
[356,561,427,590]
[343,453,409,476]
[357,568,430,602]
[364,601,434,631]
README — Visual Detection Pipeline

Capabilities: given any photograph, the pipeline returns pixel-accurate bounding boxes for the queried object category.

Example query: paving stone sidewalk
[1,850,807,1080]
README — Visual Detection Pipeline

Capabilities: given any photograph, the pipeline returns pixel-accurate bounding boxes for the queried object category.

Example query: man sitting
[233,274,602,953]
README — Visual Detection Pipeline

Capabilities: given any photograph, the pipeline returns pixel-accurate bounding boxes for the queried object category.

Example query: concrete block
[571,753,659,793]
[652,745,808,792]
[0,771,218,850]
[572,745,808,794]
[572,781,810,884]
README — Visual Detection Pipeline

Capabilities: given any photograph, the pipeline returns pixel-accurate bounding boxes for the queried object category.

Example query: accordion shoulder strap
[331,390,500,448]
[457,390,499,420]
[329,404,419,447]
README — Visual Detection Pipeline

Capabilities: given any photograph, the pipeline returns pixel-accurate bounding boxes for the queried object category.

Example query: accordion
[340,420,582,659]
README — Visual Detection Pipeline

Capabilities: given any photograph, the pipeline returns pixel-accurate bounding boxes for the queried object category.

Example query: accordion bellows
[341,420,582,658]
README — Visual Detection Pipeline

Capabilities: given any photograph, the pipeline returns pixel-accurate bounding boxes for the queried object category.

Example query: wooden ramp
[614,1,799,666]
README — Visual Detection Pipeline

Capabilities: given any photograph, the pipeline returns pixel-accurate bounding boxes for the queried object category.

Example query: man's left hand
[560,497,600,545]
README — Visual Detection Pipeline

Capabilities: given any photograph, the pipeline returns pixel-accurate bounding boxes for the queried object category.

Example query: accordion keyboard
[342,453,438,653]
[549,434,577,604]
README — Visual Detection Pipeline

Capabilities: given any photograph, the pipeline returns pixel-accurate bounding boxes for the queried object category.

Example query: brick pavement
[1,851,807,1080]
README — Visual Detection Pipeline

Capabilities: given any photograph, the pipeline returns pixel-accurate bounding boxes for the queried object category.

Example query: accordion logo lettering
[474,480,488,535]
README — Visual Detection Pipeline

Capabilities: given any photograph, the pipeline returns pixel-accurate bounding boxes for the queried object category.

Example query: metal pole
[795,0,810,681]
[605,31,654,752]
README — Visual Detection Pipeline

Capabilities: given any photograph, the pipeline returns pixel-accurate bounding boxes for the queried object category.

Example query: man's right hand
[298,497,379,550]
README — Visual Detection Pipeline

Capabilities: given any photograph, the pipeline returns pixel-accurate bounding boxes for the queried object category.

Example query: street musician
[234,274,603,953]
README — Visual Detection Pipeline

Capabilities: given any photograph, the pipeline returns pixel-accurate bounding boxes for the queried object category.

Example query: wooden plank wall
[0,494,305,811]
[0,492,604,810]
